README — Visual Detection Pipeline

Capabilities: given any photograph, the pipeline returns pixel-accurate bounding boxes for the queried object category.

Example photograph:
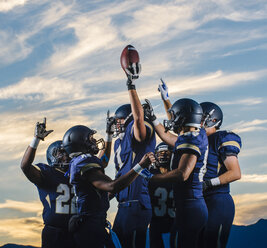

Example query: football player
[97,65,156,247]
[148,142,175,248]
[111,74,156,247]
[62,125,156,248]
[143,98,209,248]
[200,102,242,248]
[20,118,76,248]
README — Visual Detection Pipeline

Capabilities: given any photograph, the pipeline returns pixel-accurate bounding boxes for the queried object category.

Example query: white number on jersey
[55,184,77,214]
[154,187,175,218]
[199,145,209,182]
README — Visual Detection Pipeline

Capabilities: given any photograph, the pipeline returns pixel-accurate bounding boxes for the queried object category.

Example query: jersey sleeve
[175,130,205,157]
[218,131,242,157]
[130,120,155,143]
[34,163,53,187]
[70,154,103,184]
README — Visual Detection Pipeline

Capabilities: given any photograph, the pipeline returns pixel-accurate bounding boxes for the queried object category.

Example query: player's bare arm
[21,118,53,185]
[144,99,177,147]
[120,45,146,142]
[149,153,197,183]
[218,156,241,184]
[128,89,147,142]
[86,152,155,193]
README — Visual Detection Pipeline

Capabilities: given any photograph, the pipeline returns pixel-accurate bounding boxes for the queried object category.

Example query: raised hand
[125,62,141,81]
[143,99,157,121]
[106,110,115,135]
[158,78,169,101]
[34,117,53,140]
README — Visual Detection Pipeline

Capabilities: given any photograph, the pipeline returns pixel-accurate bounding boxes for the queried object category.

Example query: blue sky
[0,0,267,246]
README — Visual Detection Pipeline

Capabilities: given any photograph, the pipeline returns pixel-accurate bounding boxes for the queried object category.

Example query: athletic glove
[106,110,115,134]
[125,62,141,90]
[139,168,153,181]
[143,99,157,122]
[158,78,169,101]
[125,62,141,81]
[202,180,212,191]
[34,117,53,140]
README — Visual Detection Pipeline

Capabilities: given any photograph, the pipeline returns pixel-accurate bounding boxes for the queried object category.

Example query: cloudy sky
[0,0,267,246]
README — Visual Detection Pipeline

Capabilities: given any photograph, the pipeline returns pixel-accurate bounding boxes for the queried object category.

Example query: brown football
[120,45,140,71]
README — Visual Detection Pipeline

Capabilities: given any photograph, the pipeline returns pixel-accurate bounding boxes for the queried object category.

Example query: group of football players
[20,57,241,248]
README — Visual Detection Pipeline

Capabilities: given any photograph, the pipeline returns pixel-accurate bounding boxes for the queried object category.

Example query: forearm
[98,139,112,168]
[150,169,184,183]
[163,99,172,120]
[218,169,241,184]
[110,170,139,193]
[21,142,42,185]
[154,123,177,147]
[128,89,146,141]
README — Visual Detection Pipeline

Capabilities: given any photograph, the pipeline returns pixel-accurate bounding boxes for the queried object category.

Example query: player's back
[35,163,76,229]
[69,154,109,216]
[171,128,209,200]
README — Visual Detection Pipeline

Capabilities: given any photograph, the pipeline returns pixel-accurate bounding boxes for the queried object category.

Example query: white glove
[125,62,141,81]
[158,78,169,101]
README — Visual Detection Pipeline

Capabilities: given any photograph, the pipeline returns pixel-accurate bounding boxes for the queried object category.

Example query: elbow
[178,171,189,182]
[20,161,27,172]
[236,171,241,181]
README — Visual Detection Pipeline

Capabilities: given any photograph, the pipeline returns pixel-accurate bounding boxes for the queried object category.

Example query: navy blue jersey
[69,154,109,217]
[35,163,76,229]
[171,128,209,200]
[148,170,175,222]
[204,130,242,196]
[114,120,156,208]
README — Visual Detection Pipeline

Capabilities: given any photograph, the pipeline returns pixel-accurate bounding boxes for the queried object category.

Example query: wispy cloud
[0,199,42,214]
[228,119,267,134]
[233,193,267,225]
[0,0,28,12]
[240,174,267,183]
[218,98,264,106]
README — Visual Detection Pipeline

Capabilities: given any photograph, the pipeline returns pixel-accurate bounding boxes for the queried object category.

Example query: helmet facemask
[51,146,70,171]
[155,149,172,169]
[86,132,105,155]
[202,108,222,129]
[164,109,185,134]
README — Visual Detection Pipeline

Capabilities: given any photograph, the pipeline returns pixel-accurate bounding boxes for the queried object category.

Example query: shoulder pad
[218,130,242,155]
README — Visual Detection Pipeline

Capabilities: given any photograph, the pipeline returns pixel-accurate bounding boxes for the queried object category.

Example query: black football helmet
[62,125,104,157]
[46,140,70,171]
[113,104,133,137]
[164,98,203,133]
[155,142,173,169]
[200,102,223,129]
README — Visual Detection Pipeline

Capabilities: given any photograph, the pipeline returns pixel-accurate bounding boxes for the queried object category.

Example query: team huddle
[20,45,242,248]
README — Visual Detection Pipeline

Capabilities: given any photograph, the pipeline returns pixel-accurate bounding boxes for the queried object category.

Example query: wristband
[127,84,136,90]
[105,134,113,142]
[30,137,40,149]
[210,177,221,186]
[133,163,143,174]
[152,119,160,126]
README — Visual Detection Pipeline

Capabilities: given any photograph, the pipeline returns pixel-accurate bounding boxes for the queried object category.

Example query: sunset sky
[0,0,267,246]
